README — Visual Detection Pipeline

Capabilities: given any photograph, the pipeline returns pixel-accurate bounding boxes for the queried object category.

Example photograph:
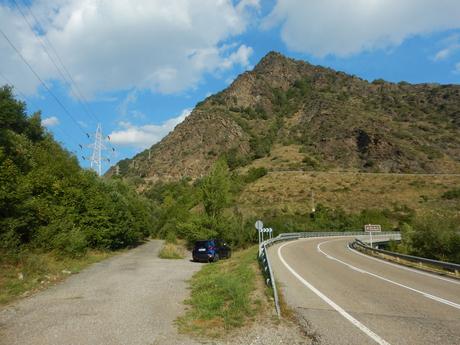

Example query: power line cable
[0,70,82,150]
[17,0,118,154]
[12,0,96,129]
[0,27,87,135]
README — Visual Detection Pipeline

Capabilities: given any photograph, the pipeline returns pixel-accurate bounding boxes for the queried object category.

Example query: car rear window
[195,240,213,247]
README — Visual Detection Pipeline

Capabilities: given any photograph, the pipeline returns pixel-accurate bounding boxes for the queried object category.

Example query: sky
[1,0,460,174]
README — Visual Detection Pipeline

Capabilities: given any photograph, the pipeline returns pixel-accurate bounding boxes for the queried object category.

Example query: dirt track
[0,240,203,345]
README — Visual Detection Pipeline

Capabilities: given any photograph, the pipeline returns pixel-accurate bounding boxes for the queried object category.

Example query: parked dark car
[192,239,231,262]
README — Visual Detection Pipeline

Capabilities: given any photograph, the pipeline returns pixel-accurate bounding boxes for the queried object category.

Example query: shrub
[402,212,460,263]
[442,188,460,200]
[243,167,268,184]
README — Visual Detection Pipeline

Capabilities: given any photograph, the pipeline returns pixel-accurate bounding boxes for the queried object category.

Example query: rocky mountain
[109,52,460,181]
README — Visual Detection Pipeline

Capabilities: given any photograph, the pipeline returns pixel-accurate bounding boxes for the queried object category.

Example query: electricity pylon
[89,123,104,176]
[80,123,115,176]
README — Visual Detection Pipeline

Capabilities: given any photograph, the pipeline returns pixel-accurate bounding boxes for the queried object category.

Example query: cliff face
[110,51,460,180]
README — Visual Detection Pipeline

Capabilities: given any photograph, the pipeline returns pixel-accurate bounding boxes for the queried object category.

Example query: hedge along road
[267,237,460,345]
[0,240,204,345]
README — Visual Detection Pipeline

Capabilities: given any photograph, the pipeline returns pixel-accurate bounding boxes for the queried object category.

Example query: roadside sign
[364,224,381,248]
[364,224,381,232]
[255,220,263,231]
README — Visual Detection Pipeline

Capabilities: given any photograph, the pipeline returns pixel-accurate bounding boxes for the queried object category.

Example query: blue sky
[1,0,460,173]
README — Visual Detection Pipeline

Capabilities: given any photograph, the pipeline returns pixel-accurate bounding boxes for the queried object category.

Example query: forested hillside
[0,86,154,257]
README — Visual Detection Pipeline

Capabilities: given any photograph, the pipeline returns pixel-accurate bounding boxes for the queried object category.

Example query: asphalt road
[0,240,203,345]
[268,237,460,345]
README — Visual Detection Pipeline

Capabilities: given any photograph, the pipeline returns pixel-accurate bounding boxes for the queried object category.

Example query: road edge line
[316,240,460,311]
[347,244,460,286]
[277,241,391,345]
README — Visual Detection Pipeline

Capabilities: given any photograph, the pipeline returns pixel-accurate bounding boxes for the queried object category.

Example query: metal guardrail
[280,231,400,239]
[258,243,281,318]
[351,239,460,276]
[257,230,401,318]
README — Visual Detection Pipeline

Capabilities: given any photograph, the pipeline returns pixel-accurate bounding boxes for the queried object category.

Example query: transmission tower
[80,123,115,176]
[89,123,104,176]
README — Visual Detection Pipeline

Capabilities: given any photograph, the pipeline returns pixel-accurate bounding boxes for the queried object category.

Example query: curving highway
[267,237,460,345]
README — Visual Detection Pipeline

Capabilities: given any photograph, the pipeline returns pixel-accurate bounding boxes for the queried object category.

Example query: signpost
[255,221,274,244]
[364,224,381,248]
[255,220,263,246]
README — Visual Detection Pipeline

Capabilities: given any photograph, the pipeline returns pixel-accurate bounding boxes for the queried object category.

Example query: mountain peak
[109,53,460,180]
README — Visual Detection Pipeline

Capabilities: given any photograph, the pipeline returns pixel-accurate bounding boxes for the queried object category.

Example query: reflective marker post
[255,220,263,248]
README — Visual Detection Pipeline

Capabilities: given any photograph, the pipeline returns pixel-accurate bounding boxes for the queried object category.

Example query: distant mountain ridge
[108,51,460,180]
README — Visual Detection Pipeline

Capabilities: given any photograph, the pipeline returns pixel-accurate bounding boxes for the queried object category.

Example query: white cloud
[220,44,253,69]
[42,116,60,127]
[108,108,191,148]
[433,34,460,61]
[117,89,138,116]
[454,62,460,74]
[434,48,452,61]
[263,0,460,57]
[0,0,257,97]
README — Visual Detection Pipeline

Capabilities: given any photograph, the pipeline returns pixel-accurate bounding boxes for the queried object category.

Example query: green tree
[201,158,230,221]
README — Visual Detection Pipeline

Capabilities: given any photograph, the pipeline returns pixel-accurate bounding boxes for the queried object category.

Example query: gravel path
[0,240,311,345]
[0,240,203,345]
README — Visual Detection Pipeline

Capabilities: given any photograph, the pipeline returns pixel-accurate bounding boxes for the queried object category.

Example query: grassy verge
[159,241,187,259]
[0,250,113,305]
[177,245,264,337]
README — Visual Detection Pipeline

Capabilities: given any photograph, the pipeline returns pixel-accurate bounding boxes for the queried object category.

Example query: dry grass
[239,144,306,173]
[158,241,187,259]
[0,250,113,305]
[238,170,460,216]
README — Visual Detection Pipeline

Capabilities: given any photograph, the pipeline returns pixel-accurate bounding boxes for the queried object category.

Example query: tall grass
[177,246,261,337]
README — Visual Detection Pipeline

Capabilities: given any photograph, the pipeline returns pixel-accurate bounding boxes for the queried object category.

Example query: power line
[16,0,118,155]
[0,27,87,135]
[12,0,96,129]
[0,70,82,150]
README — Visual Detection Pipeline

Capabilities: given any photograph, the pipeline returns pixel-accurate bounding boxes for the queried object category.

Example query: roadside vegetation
[158,238,187,259]
[393,213,460,264]
[177,246,263,337]
[0,249,114,304]
[143,161,264,249]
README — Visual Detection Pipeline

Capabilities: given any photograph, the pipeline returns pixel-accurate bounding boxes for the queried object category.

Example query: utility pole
[311,190,316,213]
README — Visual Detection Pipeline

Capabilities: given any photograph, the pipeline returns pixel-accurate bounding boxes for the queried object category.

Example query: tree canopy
[0,85,154,256]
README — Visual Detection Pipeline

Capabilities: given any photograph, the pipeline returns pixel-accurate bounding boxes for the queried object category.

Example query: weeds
[159,242,186,259]
[0,249,112,305]
[177,246,260,337]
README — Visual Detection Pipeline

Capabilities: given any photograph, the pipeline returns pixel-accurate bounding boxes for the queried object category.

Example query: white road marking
[317,240,460,310]
[347,244,460,286]
[277,241,391,345]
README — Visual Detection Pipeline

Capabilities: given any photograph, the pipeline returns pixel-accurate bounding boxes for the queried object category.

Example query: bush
[403,213,460,263]
[243,167,268,184]
[442,188,460,200]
